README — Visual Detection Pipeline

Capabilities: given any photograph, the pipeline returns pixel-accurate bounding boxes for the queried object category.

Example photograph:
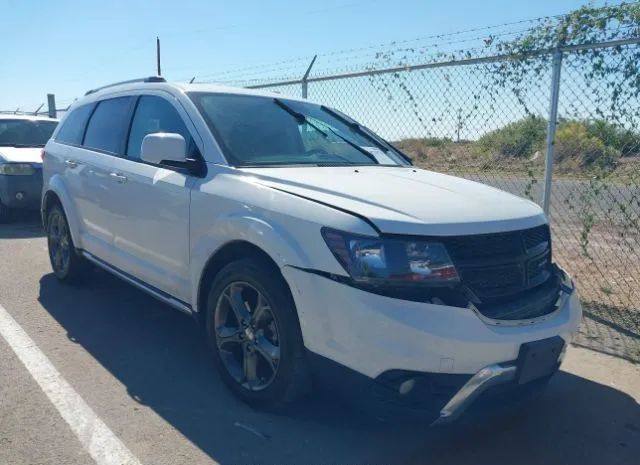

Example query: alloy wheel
[214,282,281,391]
[48,212,71,275]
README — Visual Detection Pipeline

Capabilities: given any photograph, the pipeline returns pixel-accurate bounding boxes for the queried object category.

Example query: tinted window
[0,119,58,147]
[188,93,407,166]
[83,97,133,155]
[55,104,94,145]
[190,94,302,165]
[127,96,192,160]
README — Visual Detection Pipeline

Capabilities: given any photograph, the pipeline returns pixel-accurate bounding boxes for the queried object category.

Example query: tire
[0,201,11,223]
[205,258,310,409]
[46,204,88,283]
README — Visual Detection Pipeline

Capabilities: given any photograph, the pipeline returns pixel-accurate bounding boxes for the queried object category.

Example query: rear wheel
[206,258,310,409]
[46,204,88,282]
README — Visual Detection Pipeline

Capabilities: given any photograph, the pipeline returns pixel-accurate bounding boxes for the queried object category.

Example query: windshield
[0,119,57,147]
[188,92,409,167]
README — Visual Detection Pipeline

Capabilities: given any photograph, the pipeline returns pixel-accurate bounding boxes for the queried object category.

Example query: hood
[0,147,42,164]
[243,166,546,236]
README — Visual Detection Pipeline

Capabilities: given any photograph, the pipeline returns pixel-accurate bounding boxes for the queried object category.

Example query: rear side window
[83,97,133,155]
[126,96,192,160]
[55,104,94,145]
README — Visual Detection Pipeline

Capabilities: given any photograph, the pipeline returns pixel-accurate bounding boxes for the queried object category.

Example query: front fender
[190,212,321,310]
[42,174,83,249]
[191,208,358,311]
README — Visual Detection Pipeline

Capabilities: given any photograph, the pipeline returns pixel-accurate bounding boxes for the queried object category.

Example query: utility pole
[156,36,161,76]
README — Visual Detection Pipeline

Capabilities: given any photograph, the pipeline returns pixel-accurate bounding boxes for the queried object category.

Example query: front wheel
[46,204,88,283]
[206,258,310,409]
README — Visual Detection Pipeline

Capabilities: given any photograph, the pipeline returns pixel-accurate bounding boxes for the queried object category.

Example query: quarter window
[83,97,133,155]
[126,96,192,160]
[55,104,94,145]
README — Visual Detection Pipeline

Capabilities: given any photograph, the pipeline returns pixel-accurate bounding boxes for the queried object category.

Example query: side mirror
[140,133,187,165]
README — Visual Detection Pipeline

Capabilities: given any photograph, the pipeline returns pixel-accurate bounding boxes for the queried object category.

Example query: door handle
[109,172,128,184]
[64,159,79,168]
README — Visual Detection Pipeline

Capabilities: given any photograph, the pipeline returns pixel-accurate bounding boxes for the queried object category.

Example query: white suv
[42,77,582,423]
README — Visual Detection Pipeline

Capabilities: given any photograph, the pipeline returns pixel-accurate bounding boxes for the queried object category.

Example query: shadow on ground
[574,304,640,364]
[0,212,44,239]
[38,271,639,465]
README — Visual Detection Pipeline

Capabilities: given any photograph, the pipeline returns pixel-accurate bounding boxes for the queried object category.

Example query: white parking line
[0,303,142,465]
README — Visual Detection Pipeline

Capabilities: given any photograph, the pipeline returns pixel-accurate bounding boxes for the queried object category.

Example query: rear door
[72,96,135,258]
[47,104,95,233]
[103,94,199,303]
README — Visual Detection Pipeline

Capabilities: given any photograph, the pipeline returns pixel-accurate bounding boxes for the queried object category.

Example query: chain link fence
[3,4,638,360]
[238,37,640,361]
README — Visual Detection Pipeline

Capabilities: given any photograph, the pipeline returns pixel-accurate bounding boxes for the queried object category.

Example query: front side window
[83,97,133,155]
[188,92,408,167]
[55,104,94,145]
[127,96,193,160]
[0,119,58,147]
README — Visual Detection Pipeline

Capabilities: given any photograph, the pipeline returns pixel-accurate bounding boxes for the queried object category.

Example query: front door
[103,94,200,303]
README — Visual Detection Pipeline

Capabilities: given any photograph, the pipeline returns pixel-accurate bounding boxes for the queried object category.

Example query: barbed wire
[191,14,566,82]
[193,2,639,84]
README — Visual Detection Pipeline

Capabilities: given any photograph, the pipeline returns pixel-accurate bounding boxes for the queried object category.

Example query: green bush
[583,120,640,157]
[477,116,547,158]
[475,117,633,167]
[555,122,620,168]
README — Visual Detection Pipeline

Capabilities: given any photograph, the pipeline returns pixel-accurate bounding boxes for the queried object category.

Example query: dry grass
[395,139,640,183]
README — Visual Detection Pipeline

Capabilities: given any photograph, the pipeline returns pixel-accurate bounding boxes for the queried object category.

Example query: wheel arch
[41,190,62,229]
[195,240,289,326]
[41,177,82,248]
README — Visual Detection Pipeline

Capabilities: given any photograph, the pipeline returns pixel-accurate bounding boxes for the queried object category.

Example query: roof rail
[84,76,166,96]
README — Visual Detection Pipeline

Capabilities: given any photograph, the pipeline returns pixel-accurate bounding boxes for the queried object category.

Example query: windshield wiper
[321,125,379,164]
[320,106,390,152]
[274,99,328,137]
[320,106,414,165]
[273,98,378,164]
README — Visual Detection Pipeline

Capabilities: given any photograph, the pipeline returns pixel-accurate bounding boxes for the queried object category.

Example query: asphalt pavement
[0,216,639,465]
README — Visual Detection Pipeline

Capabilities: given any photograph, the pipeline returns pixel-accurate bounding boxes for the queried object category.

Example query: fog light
[399,378,416,395]
[15,192,24,200]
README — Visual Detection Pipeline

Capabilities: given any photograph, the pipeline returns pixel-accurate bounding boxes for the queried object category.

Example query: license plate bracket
[516,336,564,384]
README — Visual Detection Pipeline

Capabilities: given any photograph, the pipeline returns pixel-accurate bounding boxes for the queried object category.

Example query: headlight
[322,228,459,286]
[0,163,36,176]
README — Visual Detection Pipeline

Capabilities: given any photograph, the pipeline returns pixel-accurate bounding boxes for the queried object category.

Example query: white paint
[0,303,142,465]
[0,146,43,164]
[243,165,546,235]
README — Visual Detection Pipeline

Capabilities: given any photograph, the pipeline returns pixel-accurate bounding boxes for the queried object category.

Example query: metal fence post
[542,48,563,216]
[47,94,57,118]
[301,55,317,99]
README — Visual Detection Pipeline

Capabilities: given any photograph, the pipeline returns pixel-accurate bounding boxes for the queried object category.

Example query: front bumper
[282,265,581,420]
[0,169,43,210]
[435,362,518,423]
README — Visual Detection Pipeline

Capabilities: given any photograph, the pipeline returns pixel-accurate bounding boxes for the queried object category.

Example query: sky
[0,0,621,111]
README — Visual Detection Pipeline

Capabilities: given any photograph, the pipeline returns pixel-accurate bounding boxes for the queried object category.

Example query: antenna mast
[156,36,161,76]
